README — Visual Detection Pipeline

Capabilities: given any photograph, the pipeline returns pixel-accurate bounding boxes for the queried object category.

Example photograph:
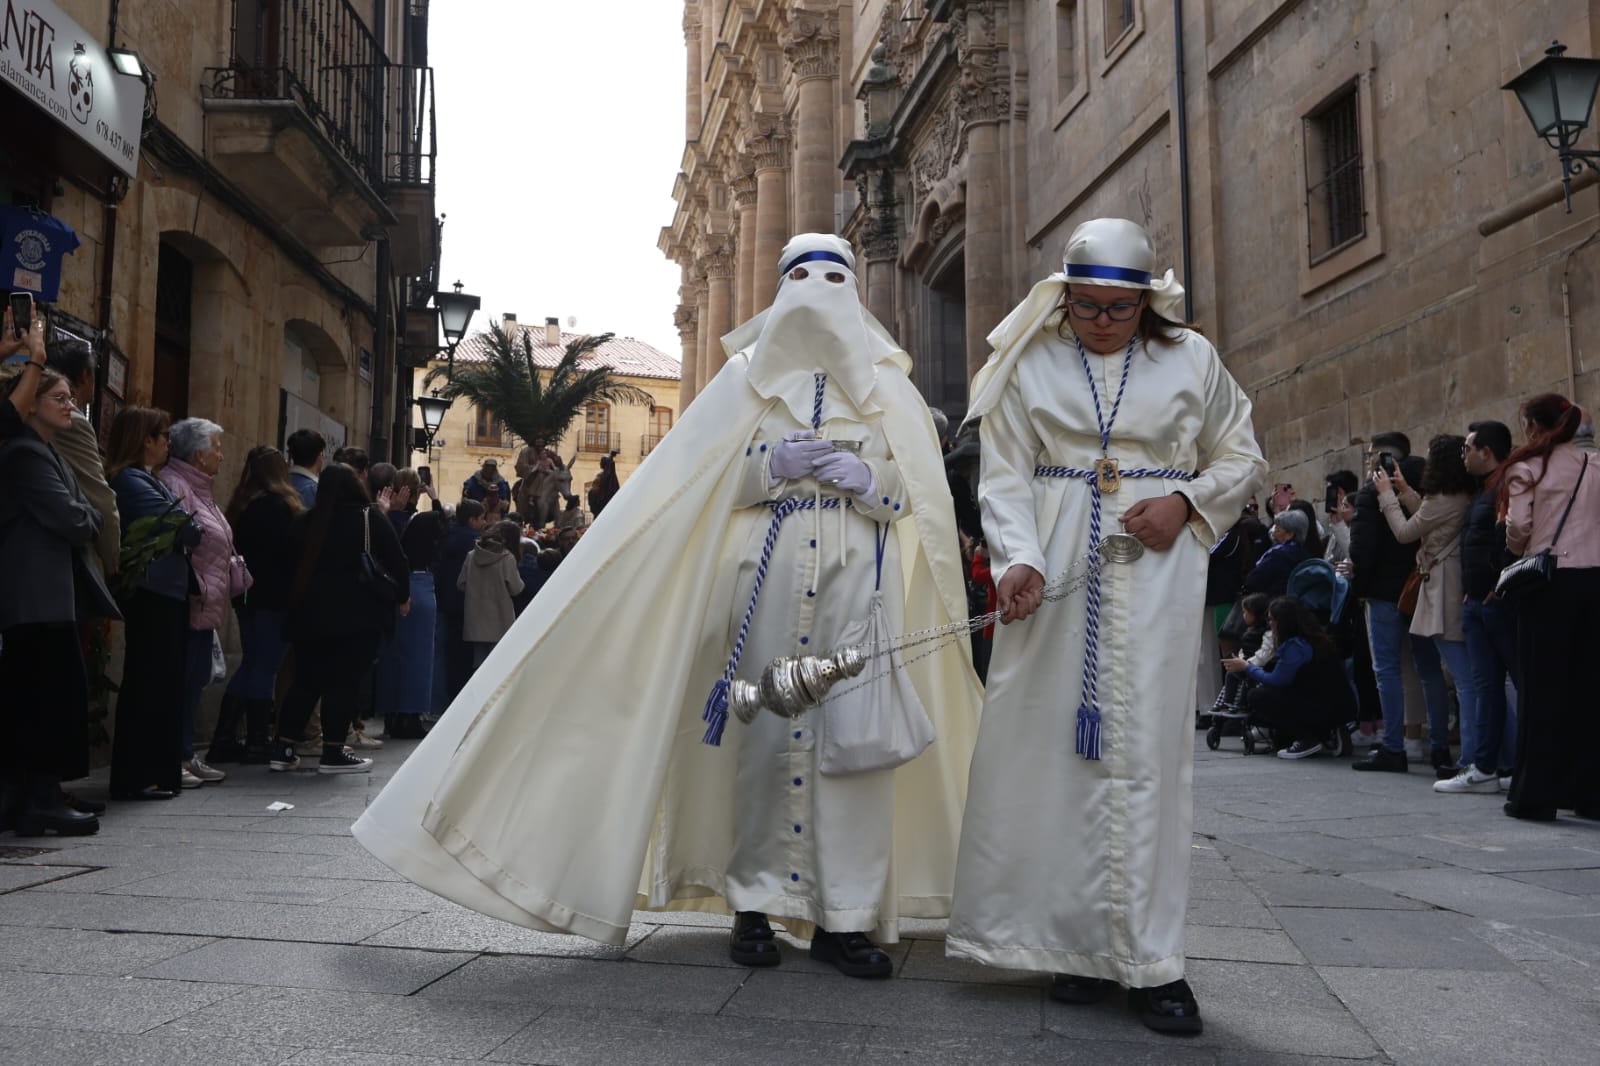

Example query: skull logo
[69,43,94,125]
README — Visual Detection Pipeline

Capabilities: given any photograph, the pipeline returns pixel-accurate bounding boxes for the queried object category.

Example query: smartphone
[8,292,32,338]
[1378,452,1397,476]
[417,465,432,487]
[1325,485,1340,514]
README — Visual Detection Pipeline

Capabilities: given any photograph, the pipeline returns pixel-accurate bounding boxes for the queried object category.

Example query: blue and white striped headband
[779,250,852,277]
[1063,262,1153,287]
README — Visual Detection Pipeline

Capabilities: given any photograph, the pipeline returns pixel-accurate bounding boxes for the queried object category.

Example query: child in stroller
[1225,596,1357,759]
[1205,593,1272,751]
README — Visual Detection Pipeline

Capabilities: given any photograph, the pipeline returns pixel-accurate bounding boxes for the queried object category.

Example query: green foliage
[115,505,191,602]
[423,323,655,450]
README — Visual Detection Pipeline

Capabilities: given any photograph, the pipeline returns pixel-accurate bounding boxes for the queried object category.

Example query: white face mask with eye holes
[746,238,881,424]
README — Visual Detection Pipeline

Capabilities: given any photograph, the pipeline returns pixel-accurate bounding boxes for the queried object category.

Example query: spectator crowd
[0,337,591,832]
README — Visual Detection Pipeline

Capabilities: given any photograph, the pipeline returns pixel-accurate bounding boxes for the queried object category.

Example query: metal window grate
[1306,87,1365,260]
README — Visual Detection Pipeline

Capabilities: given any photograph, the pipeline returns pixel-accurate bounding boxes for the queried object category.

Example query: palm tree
[423,322,655,451]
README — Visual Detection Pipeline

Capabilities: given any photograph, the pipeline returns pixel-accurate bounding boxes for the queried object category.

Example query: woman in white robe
[353,234,981,978]
[948,219,1265,1034]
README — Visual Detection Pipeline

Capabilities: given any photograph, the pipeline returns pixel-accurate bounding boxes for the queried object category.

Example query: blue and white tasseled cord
[701,373,841,746]
[1032,337,1195,761]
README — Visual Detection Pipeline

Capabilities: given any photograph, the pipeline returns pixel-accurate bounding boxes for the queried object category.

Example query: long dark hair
[1268,595,1337,659]
[1286,500,1326,560]
[289,463,372,608]
[104,406,171,478]
[1419,434,1474,497]
[226,445,304,526]
[1496,393,1584,511]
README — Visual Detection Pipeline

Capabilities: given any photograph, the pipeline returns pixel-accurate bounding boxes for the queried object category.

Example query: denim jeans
[1364,599,1449,754]
[182,627,217,760]
[1433,637,1478,768]
[224,606,287,701]
[1461,597,1519,773]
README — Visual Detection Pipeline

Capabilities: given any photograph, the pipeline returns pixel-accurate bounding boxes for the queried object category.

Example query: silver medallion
[1100,532,1145,564]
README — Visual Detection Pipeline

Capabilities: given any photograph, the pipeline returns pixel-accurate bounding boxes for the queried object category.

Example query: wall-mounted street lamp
[434,279,481,373]
[414,390,451,449]
[1504,41,1600,212]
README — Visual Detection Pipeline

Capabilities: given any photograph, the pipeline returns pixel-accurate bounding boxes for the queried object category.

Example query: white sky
[430,2,685,359]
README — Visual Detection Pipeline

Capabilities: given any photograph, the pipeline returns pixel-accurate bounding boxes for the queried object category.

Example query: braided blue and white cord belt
[1033,464,1196,760]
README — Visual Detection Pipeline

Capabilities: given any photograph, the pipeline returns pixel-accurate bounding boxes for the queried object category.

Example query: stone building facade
[665,0,1600,486]
[410,319,681,511]
[5,0,443,494]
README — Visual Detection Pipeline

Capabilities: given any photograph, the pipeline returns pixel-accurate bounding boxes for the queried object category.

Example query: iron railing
[207,2,437,196]
[580,430,621,453]
[641,433,665,457]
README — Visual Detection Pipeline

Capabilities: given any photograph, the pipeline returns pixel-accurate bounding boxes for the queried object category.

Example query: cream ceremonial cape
[947,299,1265,986]
[354,350,981,946]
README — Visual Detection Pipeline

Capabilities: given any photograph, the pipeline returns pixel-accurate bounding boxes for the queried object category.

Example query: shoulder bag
[357,506,401,605]
[1494,454,1587,599]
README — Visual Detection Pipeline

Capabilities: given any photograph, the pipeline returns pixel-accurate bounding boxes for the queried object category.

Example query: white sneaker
[1498,774,1514,792]
[181,758,226,783]
[179,768,204,789]
[1434,765,1501,793]
[1350,730,1383,748]
[1278,740,1324,760]
[1403,738,1426,762]
[346,729,384,750]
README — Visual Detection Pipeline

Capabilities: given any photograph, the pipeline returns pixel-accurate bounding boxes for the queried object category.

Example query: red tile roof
[451,327,681,382]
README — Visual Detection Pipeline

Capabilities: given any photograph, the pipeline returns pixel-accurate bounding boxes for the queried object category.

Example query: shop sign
[0,0,143,177]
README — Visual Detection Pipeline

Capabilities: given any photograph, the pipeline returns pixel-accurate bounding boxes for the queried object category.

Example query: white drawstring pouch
[820,590,935,775]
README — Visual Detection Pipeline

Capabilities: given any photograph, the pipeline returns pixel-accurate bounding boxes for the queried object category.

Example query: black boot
[241,699,275,764]
[729,911,782,967]
[206,694,249,763]
[808,927,893,978]
[14,774,98,837]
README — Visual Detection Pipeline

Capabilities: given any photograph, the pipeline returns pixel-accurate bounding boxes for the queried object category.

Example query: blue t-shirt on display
[0,206,80,302]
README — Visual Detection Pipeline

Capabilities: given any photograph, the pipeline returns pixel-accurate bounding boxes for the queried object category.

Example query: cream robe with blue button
[353,346,982,947]
[947,297,1265,987]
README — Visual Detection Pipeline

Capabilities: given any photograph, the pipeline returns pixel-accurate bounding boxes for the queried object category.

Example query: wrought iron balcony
[641,433,665,457]
[580,431,621,454]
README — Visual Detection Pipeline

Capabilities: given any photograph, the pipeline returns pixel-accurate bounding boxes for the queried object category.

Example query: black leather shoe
[1048,973,1115,1005]
[64,792,106,815]
[729,911,781,967]
[1352,747,1408,773]
[808,928,892,978]
[1504,801,1557,822]
[110,786,179,801]
[1130,978,1203,1035]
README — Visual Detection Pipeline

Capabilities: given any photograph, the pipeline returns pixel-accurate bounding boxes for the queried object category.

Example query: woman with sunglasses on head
[0,368,120,835]
[216,445,305,763]
[949,218,1266,1036]
[106,407,201,800]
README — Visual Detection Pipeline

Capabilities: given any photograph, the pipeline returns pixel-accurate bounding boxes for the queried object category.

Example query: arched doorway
[920,246,968,420]
[152,242,193,419]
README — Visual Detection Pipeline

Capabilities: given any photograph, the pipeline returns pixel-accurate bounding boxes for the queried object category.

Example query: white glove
[813,451,875,497]
[769,433,834,481]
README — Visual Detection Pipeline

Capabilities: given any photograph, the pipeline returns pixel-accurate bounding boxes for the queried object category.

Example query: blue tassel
[702,678,731,747]
[1075,705,1102,761]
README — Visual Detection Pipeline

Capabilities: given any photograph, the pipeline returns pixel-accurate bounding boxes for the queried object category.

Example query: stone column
[859,168,900,331]
[731,167,759,324]
[748,116,791,312]
[701,236,736,386]
[684,7,702,141]
[675,301,699,407]
[784,10,840,234]
[954,1,1010,383]
[692,276,711,404]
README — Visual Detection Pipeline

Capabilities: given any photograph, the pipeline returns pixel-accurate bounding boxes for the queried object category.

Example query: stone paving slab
[1344,866,1600,919]
[1271,906,1519,971]
[136,938,475,994]
[1243,871,1431,910]
[1504,867,1600,895]
[419,954,748,1014]
[1319,966,1600,1066]
[0,888,417,944]
[0,1025,292,1066]
[0,926,215,977]
[361,910,649,957]
[720,967,1043,1033]
[0,970,242,1034]
[157,986,546,1059]
[94,871,376,906]
[0,863,92,893]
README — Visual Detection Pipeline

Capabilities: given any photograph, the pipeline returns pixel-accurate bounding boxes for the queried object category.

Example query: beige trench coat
[1378,487,1470,641]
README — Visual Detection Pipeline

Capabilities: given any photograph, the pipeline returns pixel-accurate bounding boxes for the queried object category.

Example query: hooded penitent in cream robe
[354,235,981,946]
[947,219,1266,987]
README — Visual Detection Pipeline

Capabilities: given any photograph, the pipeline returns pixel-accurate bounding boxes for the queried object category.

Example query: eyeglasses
[1065,299,1143,323]
[43,392,76,407]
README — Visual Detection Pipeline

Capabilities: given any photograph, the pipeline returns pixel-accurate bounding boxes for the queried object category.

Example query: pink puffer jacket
[159,457,248,631]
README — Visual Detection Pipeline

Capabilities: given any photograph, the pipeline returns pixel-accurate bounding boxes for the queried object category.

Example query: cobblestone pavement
[2,733,1598,1065]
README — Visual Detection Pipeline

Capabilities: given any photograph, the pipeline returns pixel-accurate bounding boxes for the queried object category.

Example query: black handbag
[1494,454,1587,598]
[357,507,400,605]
